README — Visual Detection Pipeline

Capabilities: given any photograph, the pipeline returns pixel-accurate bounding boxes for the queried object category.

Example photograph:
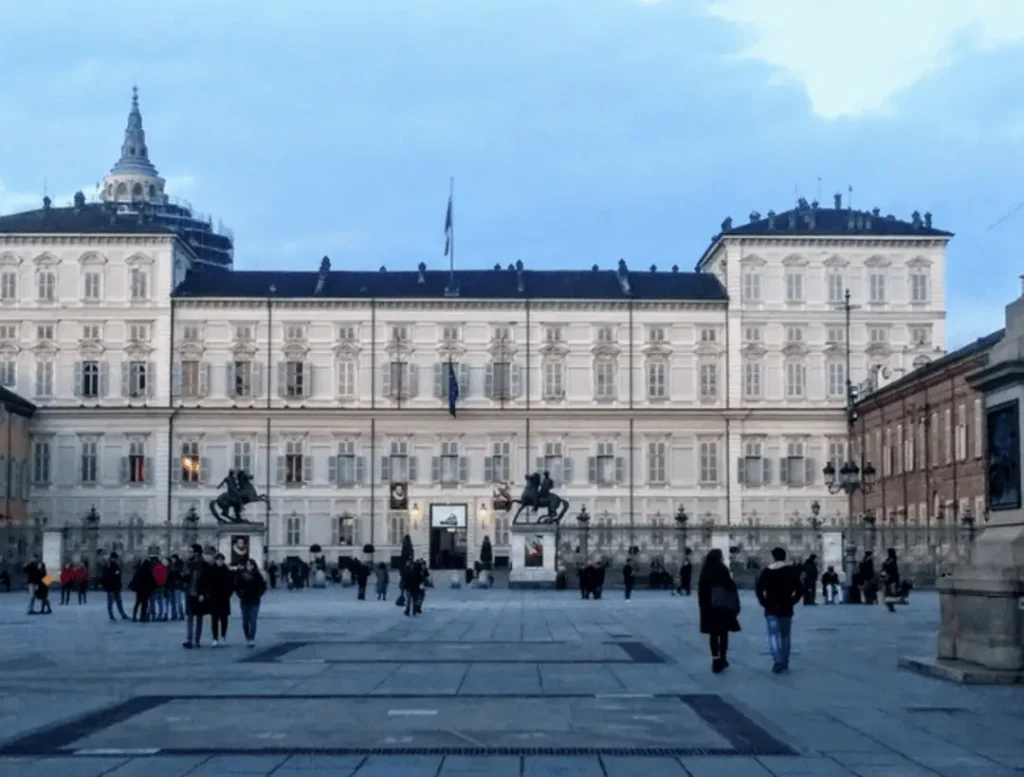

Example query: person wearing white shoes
[208,553,234,647]
[235,559,267,647]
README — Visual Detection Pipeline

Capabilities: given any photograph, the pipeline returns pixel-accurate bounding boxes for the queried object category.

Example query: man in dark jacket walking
[183,544,210,649]
[102,553,129,621]
[755,547,804,673]
[676,549,693,596]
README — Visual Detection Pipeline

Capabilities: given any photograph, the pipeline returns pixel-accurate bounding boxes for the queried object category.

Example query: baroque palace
[0,91,951,567]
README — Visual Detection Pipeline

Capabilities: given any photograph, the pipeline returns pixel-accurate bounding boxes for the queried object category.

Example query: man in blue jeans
[755,547,804,673]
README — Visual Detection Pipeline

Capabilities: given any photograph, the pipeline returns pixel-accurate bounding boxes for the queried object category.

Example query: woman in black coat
[207,553,235,646]
[697,548,741,673]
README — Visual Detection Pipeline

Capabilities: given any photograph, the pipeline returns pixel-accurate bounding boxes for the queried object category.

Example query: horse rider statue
[209,469,270,524]
[508,471,570,525]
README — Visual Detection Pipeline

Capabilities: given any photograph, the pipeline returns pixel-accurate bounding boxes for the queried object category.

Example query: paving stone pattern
[0,586,1022,776]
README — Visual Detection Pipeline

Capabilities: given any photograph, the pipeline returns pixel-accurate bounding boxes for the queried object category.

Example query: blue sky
[1,0,1022,348]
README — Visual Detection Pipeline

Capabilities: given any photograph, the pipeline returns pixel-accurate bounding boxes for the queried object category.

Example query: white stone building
[0,95,952,568]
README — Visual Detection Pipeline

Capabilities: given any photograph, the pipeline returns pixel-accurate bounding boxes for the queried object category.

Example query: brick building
[852,329,1003,531]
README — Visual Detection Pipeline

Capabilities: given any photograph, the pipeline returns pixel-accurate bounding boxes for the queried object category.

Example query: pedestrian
[235,558,266,648]
[623,559,635,600]
[60,563,73,605]
[183,544,210,649]
[130,557,155,622]
[268,561,278,590]
[402,560,422,616]
[821,565,840,604]
[801,554,819,605]
[35,575,53,614]
[755,547,805,674]
[859,551,877,604]
[208,553,234,646]
[355,560,370,600]
[169,554,186,621]
[151,556,168,621]
[881,548,901,613]
[698,549,740,673]
[102,552,129,620]
[676,548,693,596]
[375,562,389,601]
[23,554,45,615]
[76,561,89,604]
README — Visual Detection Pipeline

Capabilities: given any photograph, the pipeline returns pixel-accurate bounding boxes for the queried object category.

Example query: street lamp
[822,457,875,597]
[674,504,689,557]
[576,506,591,565]
[809,500,822,530]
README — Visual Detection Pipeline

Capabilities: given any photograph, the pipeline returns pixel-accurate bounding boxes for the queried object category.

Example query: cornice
[731,236,949,250]
[0,235,174,248]
[172,298,727,312]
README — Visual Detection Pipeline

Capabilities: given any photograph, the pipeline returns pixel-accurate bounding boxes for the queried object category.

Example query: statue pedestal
[42,529,64,580]
[217,523,266,570]
[508,524,558,589]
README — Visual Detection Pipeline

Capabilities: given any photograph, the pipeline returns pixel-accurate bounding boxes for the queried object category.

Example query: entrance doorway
[428,503,468,570]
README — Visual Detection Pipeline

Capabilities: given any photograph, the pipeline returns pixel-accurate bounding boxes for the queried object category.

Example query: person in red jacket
[73,563,89,604]
[59,564,74,606]
[151,557,169,621]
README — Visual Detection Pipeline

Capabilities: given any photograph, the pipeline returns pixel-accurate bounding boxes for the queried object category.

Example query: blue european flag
[447,361,459,417]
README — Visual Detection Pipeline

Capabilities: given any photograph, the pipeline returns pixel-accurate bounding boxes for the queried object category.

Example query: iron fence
[554,522,976,590]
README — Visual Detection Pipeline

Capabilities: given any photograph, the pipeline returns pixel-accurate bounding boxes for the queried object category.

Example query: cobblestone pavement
[0,584,1022,776]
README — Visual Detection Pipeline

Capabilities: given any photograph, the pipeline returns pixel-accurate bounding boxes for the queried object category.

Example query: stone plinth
[42,529,64,578]
[508,524,557,589]
[217,523,266,569]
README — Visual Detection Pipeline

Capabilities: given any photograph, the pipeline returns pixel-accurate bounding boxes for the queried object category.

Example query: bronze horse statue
[507,471,570,525]
[210,470,269,524]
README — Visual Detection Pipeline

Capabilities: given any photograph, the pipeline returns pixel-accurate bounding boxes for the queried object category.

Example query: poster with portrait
[987,400,1021,511]
[390,482,408,511]
[230,535,250,567]
[524,535,544,568]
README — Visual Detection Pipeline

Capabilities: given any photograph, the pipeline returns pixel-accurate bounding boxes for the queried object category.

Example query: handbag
[710,585,740,613]
[395,594,406,607]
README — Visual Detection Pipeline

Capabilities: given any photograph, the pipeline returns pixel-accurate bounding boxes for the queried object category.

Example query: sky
[1,0,1022,349]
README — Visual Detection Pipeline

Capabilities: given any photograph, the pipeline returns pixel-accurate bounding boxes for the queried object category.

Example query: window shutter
[380,456,390,483]
[121,365,130,397]
[225,361,236,396]
[805,458,815,485]
[458,363,471,396]
[431,456,440,483]
[587,456,597,484]
[171,362,182,398]
[303,455,313,483]
[252,362,264,398]
[200,457,210,485]
[0,456,6,493]
[144,457,152,484]
[99,362,109,397]
[381,364,392,398]
[535,456,544,474]
[484,364,494,399]
[779,458,789,485]
[276,362,287,397]
[459,456,469,483]
[328,454,338,485]
[73,362,83,397]
[563,457,574,484]
[7,460,16,497]
[762,458,772,485]
[511,363,523,398]
[409,455,419,483]
[615,457,625,484]
[433,363,444,398]
[484,456,494,483]
[199,362,211,398]
[119,456,129,484]
[147,362,156,397]
[409,364,419,398]
[737,458,745,484]
[276,456,286,484]
[356,456,365,484]
[303,362,314,397]
[21,460,30,498]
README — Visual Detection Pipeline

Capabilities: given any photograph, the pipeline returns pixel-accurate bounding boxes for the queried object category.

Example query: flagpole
[447,176,455,293]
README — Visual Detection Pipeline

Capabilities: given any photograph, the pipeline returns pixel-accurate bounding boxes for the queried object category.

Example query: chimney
[767,210,776,230]
[834,193,842,209]
[617,258,631,295]
[515,259,525,293]
[417,261,426,284]
[911,211,921,228]
[721,217,733,232]
[314,255,331,294]
[923,212,932,228]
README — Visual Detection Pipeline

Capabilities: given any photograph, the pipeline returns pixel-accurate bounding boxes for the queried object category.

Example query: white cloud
[704,0,1024,118]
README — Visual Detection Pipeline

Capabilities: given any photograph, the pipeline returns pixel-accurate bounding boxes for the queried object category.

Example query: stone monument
[508,524,557,589]
[901,281,1024,683]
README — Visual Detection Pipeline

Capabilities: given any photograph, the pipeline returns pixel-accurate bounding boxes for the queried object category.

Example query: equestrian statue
[507,471,570,525]
[209,469,270,524]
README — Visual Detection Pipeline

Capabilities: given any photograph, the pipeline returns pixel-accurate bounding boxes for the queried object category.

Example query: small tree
[480,536,493,570]
[400,534,414,566]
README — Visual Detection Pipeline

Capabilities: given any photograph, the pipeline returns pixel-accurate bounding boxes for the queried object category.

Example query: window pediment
[740,254,766,267]
[782,342,809,357]
[283,342,309,360]
[435,341,466,358]
[334,341,362,357]
[176,342,204,359]
[591,342,621,357]
[741,342,767,357]
[125,342,153,358]
[0,343,18,357]
[32,252,60,267]
[866,341,892,357]
[488,341,516,359]
[906,255,932,269]
[782,253,808,267]
[79,342,106,358]
[823,343,846,358]
[231,341,258,358]
[823,254,848,268]
[31,342,57,357]
[642,342,672,357]
[125,252,155,267]
[694,342,722,357]
[539,341,569,357]
[78,251,108,266]
[865,254,891,268]
[0,252,22,267]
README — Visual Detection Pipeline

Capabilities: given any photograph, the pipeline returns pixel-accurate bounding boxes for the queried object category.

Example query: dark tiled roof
[174,263,728,302]
[697,200,953,268]
[0,386,36,418]
[856,328,1005,405]
[0,202,176,235]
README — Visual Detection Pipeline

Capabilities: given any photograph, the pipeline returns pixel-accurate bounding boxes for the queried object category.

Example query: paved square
[0,586,1022,777]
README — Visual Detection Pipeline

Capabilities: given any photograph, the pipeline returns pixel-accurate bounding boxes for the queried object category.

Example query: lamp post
[823,458,876,596]
[674,504,689,560]
[576,505,590,565]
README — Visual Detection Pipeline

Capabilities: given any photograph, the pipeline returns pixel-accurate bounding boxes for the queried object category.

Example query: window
[782,441,805,485]
[545,326,563,343]
[743,326,761,343]
[740,441,764,486]
[785,362,806,398]
[233,439,253,474]
[77,360,102,399]
[388,515,409,546]
[699,328,717,343]
[285,324,306,342]
[234,325,254,343]
[0,271,16,301]
[391,326,408,343]
[0,324,16,341]
[910,272,929,302]
[80,438,99,484]
[180,440,200,483]
[542,442,565,486]
[917,419,926,467]
[594,360,616,399]
[488,441,511,482]
[128,323,150,343]
[32,440,51,484]
[331,516,356,547]
[827,362,845,398]
[743,361,762,398]
[895,425,903,474]
[593,441,617,485]
[974,399,983,458]
[647,441,666,485]
[785,273,803,302]
[647,361,667,399]
[869,273,886,303]
[883,428,893,476]
[179,360,203,399]
[285,361,306,398]
[494,515,510,546]
[36,325,53,342]
[231,361,254,398]
[286,515,303,546]
[388,440,410,482]
[649,327,666,343]
[785,326,803,344]
[441,326,460,342]
[488,361,512,400]
[181,325,200,343]
[385,360,410,399]
[905,421,916,471]
[84,272,101,301]
[37,271,56,302]
[699,363,717,400]
[543,360,565,399]
[930,412,938,466]
[129,268,148,301]
[332,439,361,486]
[494,326,512,343]
[742,272,761,302]
[35,360,54,398]
[126,439,146,483]
[597,326,615,343]
[284,440,305,484]
[82,324,100,341]
[827,273,844,303]
[126,361,149,399]
[955,404,967,461]
[944,408,952,463]
[337,359,356,397]
[0,360,15,388]
[439,440,460,484]
[910,327,931,347]
[699,441,718,484]
[827,439,846,471]
[338,325,356,343]
[869,327,888,344]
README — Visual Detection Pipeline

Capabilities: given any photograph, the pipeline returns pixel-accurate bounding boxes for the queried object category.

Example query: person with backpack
[235,558,267,647]
[755,547,805,674]
[697,549,740,673]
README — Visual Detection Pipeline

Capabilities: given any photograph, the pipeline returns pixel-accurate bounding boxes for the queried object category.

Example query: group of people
[177,545,267,648]
[397,559,431,615]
